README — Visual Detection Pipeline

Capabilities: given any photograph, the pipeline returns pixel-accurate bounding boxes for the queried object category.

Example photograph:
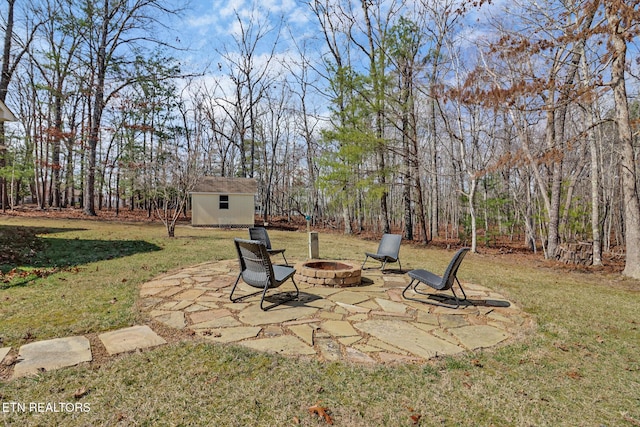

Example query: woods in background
[2,0,640,277]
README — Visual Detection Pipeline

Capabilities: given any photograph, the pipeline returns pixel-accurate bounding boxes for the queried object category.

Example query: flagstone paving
[0,257,532,378]
[12,336,92,378]
[98,325,167,356]
[140,259,532,364]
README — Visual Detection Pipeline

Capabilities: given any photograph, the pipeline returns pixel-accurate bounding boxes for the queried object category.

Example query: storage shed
[191,177,257,227]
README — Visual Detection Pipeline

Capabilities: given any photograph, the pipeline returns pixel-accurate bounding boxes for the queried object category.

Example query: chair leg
[361,255,369,269]
[453,277,468,302]
[229,273,242,302]
[402,279,418,301]
[402,278,468,309]
[260,278,300,311]
[230,273,264,303]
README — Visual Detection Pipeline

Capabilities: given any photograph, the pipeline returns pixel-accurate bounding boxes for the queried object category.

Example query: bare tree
[1,0,40,210]
[77,0,181,216]
[603,0,640,278]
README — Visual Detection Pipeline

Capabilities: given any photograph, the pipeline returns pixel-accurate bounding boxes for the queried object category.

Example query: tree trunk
[85,0,110,216]
[0,0,16,211]
[468,176,478,253]
[606,3,640,278]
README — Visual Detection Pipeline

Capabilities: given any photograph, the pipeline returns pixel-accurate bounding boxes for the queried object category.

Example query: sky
[176,0,314,72]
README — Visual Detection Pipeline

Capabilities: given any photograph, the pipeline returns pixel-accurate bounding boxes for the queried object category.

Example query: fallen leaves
[0,266,81,286]
[406,406,422,425]
[566,370,582,380]
[73,386,89,399]
[308,403,333,425]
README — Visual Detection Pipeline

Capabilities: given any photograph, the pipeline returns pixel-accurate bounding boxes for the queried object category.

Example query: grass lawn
[1,216,639,426]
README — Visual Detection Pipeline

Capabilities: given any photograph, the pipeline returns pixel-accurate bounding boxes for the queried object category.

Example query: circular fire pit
[295,260,362,287]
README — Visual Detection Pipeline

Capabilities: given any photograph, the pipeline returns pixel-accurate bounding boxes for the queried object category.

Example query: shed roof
[192,177,257,194]
[0,99,17,122]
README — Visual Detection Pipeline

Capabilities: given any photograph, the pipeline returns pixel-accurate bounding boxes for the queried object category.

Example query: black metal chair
[361,233,402,272]
[231,238,299,311]
[402,248,470,309]
[249,227,288,265]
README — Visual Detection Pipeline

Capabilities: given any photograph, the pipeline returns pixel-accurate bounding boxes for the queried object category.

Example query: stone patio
[0,257,532,378]
[140,259,531,364]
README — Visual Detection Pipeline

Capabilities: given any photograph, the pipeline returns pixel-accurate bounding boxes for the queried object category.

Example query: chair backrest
[249,227,272,250]
[441,247,470,290]
[377,234,402,259]
[234,238,276,289]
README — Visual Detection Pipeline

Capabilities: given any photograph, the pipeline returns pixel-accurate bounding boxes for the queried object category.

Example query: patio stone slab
[322,320,359,337]
[238,304,318,326]
[355,320,464,359]
[99,325,167,355]
[288,324,315,345]
[449,325,509,350]
[0,347,10,363]
[328,290,371,305]
[440,314,471,328]
[199,326,262,343]
[13,336,91,378]
[190,316,242,329]
[316,338,342,361]
[189,309,233,325]
[375,298,408,313]
[345,347,377,364]
[154,311,186,329]
[173,289,207,300]
[241,335,316,355]
[335,301,370,313]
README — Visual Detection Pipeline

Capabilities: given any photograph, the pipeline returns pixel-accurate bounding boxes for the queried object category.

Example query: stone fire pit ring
[295,260,362,287]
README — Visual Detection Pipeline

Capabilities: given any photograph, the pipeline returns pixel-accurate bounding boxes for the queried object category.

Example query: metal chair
[231,238,299,311]
[249,227,288,265]
[361,233,402,272]
[402,247,470,309]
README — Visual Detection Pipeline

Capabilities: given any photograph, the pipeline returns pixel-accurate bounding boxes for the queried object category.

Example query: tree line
[2,0,640,278]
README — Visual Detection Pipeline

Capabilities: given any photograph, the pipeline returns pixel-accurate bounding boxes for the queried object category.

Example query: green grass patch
[1,217,639,426]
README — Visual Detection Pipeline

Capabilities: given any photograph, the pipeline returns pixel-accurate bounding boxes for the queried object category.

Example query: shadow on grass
[0,224,161,288]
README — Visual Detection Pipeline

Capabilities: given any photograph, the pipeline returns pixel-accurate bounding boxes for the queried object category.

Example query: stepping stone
[13,336,92,378]
[99,325,166,355]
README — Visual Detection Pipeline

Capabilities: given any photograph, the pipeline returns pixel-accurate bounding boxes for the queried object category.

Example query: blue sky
[176,0,314,71]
